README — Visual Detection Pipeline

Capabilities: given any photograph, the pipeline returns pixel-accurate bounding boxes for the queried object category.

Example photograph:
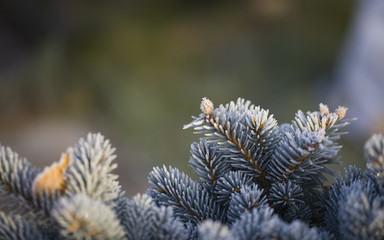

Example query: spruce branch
[198,220,233,240]
[230,206,276,240]
[214,171,253,207]
[269,181,304,210]
[337,183,384,240]
[184,98,268,180]
[292,104,349,136]
[365,134,384,187]
[0,145,39,212]
[268,128,327,183]
[283,202,312,222]
[52,194,126,240]
[231,207,325,240]
[0,145,54,223]
[0,212,47,240]
[226,184,268,224]
[1,97,382,240]
[246,105,280,158]
[152,204,188,240]
[123,194,187,240]
[65,133,121,203]
[148,165,224,224]
[189,140,230,192]
[324,171,376,238]
[123,194,155,240]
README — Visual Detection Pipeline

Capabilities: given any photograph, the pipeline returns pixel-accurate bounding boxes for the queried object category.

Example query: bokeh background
[1,0,383,196]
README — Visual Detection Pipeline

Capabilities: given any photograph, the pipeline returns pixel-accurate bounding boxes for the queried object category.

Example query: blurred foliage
[0,0,359,193]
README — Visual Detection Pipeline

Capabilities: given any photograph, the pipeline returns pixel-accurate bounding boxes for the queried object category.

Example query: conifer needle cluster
[1,97,383,240]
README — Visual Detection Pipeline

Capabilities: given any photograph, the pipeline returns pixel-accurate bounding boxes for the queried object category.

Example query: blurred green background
[0,0,367,195]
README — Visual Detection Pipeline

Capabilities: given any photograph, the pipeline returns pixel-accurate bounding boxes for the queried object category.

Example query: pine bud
[319,103,329,116]
[335,106,348,119]
[200,97,214,115]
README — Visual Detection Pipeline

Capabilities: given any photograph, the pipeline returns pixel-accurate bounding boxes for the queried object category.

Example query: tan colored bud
[32,149,71,195]
[319,103,329,116]
[200,97,214,115]
[336,106,348,119]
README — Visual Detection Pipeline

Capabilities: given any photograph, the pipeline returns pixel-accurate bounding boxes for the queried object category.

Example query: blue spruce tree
[0,97,383,240]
